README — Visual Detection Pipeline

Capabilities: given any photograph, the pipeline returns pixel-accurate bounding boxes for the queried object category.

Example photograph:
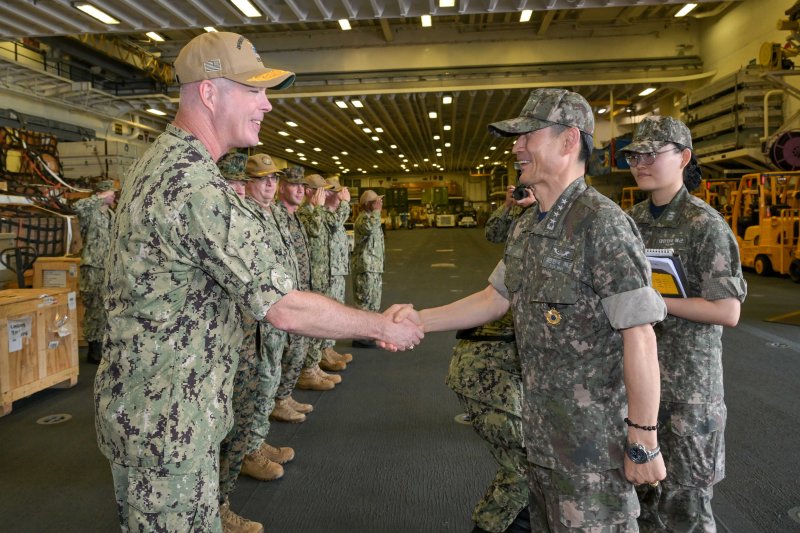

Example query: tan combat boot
[240,448,284,481]
[326,346,353,364]
[259,442,295,464]
[270,398,306,423]
[220,500,264,533]
[286,395,313,414]
[315,365,342,384]
[319,348,346,371]
[296,367,335,391]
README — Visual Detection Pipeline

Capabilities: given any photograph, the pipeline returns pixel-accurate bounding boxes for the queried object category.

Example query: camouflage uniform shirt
[73,195,114,268]
[628,187,746,443]
[274,201,310,291]
[484,204,525,245]
[95,124,294,468]
[327,201,351,276]
[297,203,329,292]
[492,177,666,473]
[351,210,384,274]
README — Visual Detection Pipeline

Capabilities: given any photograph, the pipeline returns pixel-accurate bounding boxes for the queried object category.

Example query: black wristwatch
[626,443,661,464]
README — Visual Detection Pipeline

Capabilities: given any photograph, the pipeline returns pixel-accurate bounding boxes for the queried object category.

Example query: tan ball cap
[174,32,295,89]
[246,154,282,178]
[325,176,343,192]
[360,190,384,205]
[305,174,333,189]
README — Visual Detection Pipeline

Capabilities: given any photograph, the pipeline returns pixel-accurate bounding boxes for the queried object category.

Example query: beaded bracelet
[624,417,661,431]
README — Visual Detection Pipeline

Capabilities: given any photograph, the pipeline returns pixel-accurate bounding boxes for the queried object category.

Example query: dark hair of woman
[674,143,702,192]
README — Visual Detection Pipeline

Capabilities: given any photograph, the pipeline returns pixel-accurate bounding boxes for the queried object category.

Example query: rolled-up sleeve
[602,286,666,330]
[488,260,509,300]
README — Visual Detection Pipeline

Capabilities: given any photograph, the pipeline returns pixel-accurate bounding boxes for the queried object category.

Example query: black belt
[456,328,516,343]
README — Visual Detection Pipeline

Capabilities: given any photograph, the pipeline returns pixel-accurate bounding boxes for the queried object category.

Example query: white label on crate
[8,317,32,353]
[39,296,56,307]
[68,292,77,310]
[48,340,59,350]
[69,265,78,277]
[43,269,68,288]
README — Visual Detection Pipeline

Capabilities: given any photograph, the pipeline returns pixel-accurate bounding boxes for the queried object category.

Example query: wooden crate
[0,288,79,416]
[32,257,85,345]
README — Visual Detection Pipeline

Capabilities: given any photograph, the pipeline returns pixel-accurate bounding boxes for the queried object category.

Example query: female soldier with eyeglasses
[621,116,747,532]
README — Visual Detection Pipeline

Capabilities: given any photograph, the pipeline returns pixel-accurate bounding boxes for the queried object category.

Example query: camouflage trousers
[457,394,529,533]
[527,465,640,532]
[353,272,382,312]
[276,333,310,400]
[249,324,287,452]
[219,319,259,501]
[637,422,724,532]
[79,266,107,342]
[110,447,221,533]
[305,275,346,367]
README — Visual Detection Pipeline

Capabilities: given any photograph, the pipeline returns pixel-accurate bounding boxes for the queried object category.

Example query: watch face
[627,444,648,464]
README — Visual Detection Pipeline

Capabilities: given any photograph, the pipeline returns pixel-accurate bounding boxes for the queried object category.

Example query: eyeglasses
[623,148,679,167]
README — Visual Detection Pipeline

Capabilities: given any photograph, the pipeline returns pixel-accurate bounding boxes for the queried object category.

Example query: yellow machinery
[730,172,800,280]
[620,187,646,210]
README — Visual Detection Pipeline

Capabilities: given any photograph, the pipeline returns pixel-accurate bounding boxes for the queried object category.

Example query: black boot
[87,341,102,365]
[504,507,531,533]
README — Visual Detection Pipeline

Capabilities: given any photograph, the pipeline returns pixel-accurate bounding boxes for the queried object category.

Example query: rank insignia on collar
[545,308,562,325]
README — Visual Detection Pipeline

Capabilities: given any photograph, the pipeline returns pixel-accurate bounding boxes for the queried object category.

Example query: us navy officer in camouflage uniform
[621,116,746,532]
[484,184,536,244]
[72,180,116,364]
[352,190,385,314]
[397,89,668,531]
[271,166,315,421]
[94,31,422,533]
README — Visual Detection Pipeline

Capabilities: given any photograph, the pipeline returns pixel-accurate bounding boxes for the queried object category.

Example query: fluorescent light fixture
[598,107,608,114]
[313,147,322,152]
[429,111,437,119]
[433,135,440,140]
[285,148,294,153]
[278,131,289,136]
[375,127,383,133]
[443,125,451,131]
[204,27,218,32]
[484,156,490,159]
[332,156,340,160]
[338,19,352,30]
[146,32,165,42]
[399,154,405,158]
[341,151,349,155]
[351,99,364,108]
[230,0,261,17]
[335,100,348,109]
[377,149,384,154]
[362,128,372,133]
[439,0,455,6]
[421,15,432,27]
[423,158,429,162]
[675,3,697,17]
[437,153,443,157]
[390,144,397,149]
[286,121,298,127]
[371,136,379,141]
[296,139,305,144]
[445,142,451,147]
[146,108,166,116]
[520,9,533,23]
[373,165,378,168]
[353,118,364,125]
[436,148,442,152]
[312,161,318,165]
[489,146,497,150]
[442,95,452,104]
[639,87,656,96]
[257,141,263,146]
[75,3,119,24]
[297,153,305,157]
[300,157,307,161]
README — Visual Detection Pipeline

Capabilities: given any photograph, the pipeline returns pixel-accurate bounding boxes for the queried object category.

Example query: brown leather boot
[326,346,353,363]
[286,395,313,414]
[240,450,284,481]
[260,442,295,464]
[220,500,263,533]
[270,398,306,423]
[296,368,335,391]
[320,348,346,371]
[315,365,342,384]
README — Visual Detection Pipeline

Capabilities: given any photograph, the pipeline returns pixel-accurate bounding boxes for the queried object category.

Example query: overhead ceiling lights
[421,15,432,28]
[277,131,289,136]
[520,9,533,23]
[338,19,352,30]
[335,100,348,109]
[146,108,166,116]
[286,121,298,127]
[639,87,657,96]
[442,95,452,105]
[439,0,455,6]
[675,3,697,17]
[353,118,364,125]
[146,32,165,42]
[204,27,218,32]
[429,111,437,119]
[351,99,364,108]
[74,3,119,24]
[230,0,261,18]
[443,125,451,131]
[598,107,608,114]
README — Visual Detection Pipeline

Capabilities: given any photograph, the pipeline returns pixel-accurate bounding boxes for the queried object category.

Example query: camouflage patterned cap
[246,153,283,178]
[304,174,333,189]
[216,152,251,182]
[621,115,693,153]
[488,88,594,137]
[95,180,118,192]
[280,165,306,184]
[325,176,343,192]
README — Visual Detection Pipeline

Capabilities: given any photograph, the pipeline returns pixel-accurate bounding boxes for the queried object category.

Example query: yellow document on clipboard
[646,248,688,298]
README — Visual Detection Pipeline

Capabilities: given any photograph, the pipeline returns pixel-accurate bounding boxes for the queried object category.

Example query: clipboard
[646,248,688,298]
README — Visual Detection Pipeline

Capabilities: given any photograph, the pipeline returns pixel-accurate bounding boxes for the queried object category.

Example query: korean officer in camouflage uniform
[72,180,116,364]
[94,31,423,533]
[621,116,746,532]
[448,310,529,533]
[271,166,315,421]
[352,189,385,314]
[400,89,668,531]
[215,153,292,529]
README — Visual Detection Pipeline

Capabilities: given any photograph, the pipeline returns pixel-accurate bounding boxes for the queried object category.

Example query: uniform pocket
[557,470,639,528]
[127,466,199,515]
[503,240,526,293]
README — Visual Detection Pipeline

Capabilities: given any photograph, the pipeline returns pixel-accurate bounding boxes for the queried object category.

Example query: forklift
[730,172,800,281]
